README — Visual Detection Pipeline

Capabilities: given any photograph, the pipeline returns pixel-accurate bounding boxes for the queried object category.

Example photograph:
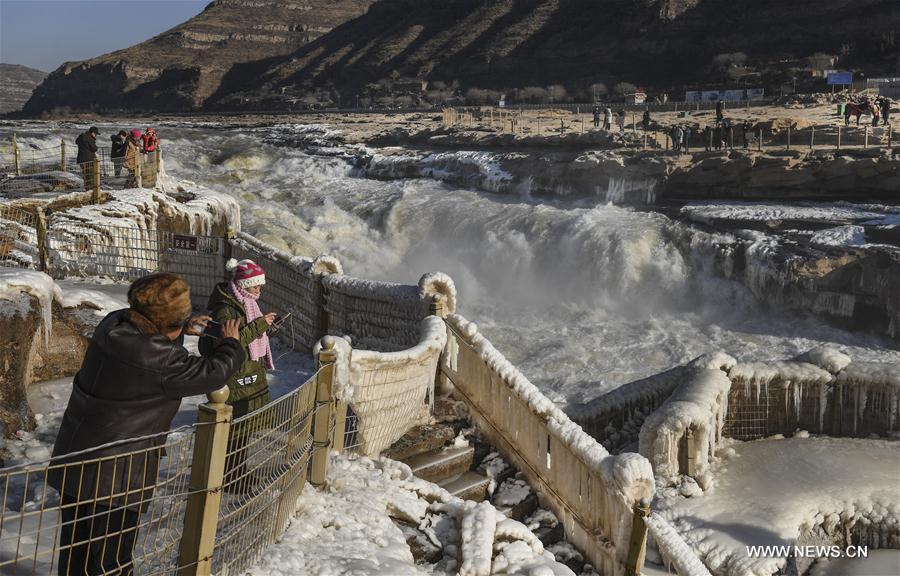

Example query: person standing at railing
[110,130,127,177]
[48,273,243,576]
[123,130,141,188]
[201,258,277,493]
[75,127,99,190]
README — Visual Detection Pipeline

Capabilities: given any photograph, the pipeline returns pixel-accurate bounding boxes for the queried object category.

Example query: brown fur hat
[127,273,192,332]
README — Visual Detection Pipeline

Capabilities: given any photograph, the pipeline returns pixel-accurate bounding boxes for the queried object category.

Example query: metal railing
[1,134,160,198]
[0,343,342,576]
[439,107,897,152]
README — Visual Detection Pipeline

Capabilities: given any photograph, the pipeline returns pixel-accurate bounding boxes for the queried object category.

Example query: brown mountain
[0,64,48,113]
[20,0,900,114]
[207,0,900,109]
[22,0,374,114]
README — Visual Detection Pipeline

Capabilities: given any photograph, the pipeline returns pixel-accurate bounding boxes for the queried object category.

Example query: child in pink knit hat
[203,258,278,490]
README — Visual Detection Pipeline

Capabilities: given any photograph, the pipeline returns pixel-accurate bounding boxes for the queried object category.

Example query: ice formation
[0,269,56,340]
[249,454,575,576]
[638,365,732,487]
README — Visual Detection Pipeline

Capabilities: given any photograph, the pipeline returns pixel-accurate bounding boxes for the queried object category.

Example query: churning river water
[7,123,900,405]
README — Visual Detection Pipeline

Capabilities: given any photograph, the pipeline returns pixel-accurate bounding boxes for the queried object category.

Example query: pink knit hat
[226,258,266,289]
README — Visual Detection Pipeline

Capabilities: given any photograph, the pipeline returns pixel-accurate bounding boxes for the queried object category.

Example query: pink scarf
[229,280,274,370]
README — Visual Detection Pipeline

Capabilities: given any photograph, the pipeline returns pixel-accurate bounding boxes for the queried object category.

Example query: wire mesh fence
[0,366,327,576]
[0,205,38,269]
[211,375,319,574]
[1,138,160,198]
[0,427,197,575]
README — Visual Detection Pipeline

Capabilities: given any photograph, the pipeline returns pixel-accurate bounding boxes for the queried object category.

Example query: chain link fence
[1,137,160,198]
[0,365,327,575]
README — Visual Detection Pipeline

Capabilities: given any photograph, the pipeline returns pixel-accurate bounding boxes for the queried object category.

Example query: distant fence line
[1,134,160,199]
[440,107,897,152]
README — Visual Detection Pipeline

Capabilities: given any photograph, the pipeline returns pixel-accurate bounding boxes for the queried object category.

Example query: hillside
[0,64,47,113]
[208,0,900,109]
[21,0,374,114]
[19,0,900,114]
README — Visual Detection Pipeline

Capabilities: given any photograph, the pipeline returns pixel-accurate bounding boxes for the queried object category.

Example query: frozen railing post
[136,151,143,188]
[92,157,101,204]
[60,138,66,172]
[12,133,20,176]
[311,336,337,485]
[678,425,697,477]
[177,386,232,576]
[625,500,651,576]
[36,207,48,272]
[431,294,451,397]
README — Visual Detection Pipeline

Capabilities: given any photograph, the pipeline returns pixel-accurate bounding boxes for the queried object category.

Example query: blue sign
[827,72,853,85]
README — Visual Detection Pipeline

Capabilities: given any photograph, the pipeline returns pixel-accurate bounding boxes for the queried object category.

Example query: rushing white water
[5,123,900,405]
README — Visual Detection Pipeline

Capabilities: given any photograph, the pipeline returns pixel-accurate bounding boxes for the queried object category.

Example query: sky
[0,0,208,72]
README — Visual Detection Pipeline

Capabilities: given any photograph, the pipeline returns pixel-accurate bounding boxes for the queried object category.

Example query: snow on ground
[808,550,900,576]
[654,436,900,576]
[248,454,575,576]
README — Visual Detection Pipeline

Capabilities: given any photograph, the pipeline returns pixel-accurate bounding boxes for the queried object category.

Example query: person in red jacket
[141,127,159,154]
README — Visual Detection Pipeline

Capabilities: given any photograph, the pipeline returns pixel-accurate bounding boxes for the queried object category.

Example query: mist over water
[7,123,899,404]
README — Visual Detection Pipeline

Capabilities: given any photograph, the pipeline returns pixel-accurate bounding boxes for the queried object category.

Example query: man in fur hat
[49,273,243,576]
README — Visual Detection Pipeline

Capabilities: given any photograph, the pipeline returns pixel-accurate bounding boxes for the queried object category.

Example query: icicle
[818,384,828,432]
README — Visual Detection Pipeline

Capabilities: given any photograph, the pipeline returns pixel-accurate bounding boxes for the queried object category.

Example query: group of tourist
[74,126,160,189]
[50,259,277,575]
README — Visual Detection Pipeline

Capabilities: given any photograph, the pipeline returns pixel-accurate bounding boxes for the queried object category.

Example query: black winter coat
[75,131,98,164]
[49,309,244,511]
[110,134,126,159]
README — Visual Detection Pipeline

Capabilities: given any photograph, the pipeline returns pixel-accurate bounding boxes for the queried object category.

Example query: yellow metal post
[136,152,143,188]
[92,158,100,204]
[36,207,48,272]
[625,500,651,576]
[177,387,232,576]
[60,139,66,172]
[311,337,337,486]
[12,133,20,176]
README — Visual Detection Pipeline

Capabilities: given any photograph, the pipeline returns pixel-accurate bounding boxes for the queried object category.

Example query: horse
[844,98,880,126]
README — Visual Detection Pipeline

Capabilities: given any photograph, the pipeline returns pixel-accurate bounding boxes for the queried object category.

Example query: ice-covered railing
[232,232,459,457]
[638,353,736,488]
[569,364,688,452]
[323,271,457,352]
[638,347,900,487]
[442,314,656,576]
[725,346,900,439]
[324,316,448,457]
[645,514,713,576]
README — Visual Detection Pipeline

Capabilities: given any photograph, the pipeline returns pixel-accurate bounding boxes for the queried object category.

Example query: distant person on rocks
[643,107,651,130]
[683,125,693,152]
[603,106,612,130]
[592,105,601,128]
[75,127,99,190]
[671,125,683,152]
[202,259,278,492]
[49,273,243,576]
[880,97,891,126]
[741,121,752,148]
[616,110,626,132]
[701,126,711,151]
[123,130,141,188]
[715,100,725,125]
[110,130,127,177]
[713,124,723,150]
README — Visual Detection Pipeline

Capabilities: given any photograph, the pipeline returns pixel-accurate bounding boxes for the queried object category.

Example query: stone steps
[404,445,474,484]
[438,471,491,502]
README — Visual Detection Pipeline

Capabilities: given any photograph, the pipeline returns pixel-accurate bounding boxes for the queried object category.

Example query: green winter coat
[204,283,271,417]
